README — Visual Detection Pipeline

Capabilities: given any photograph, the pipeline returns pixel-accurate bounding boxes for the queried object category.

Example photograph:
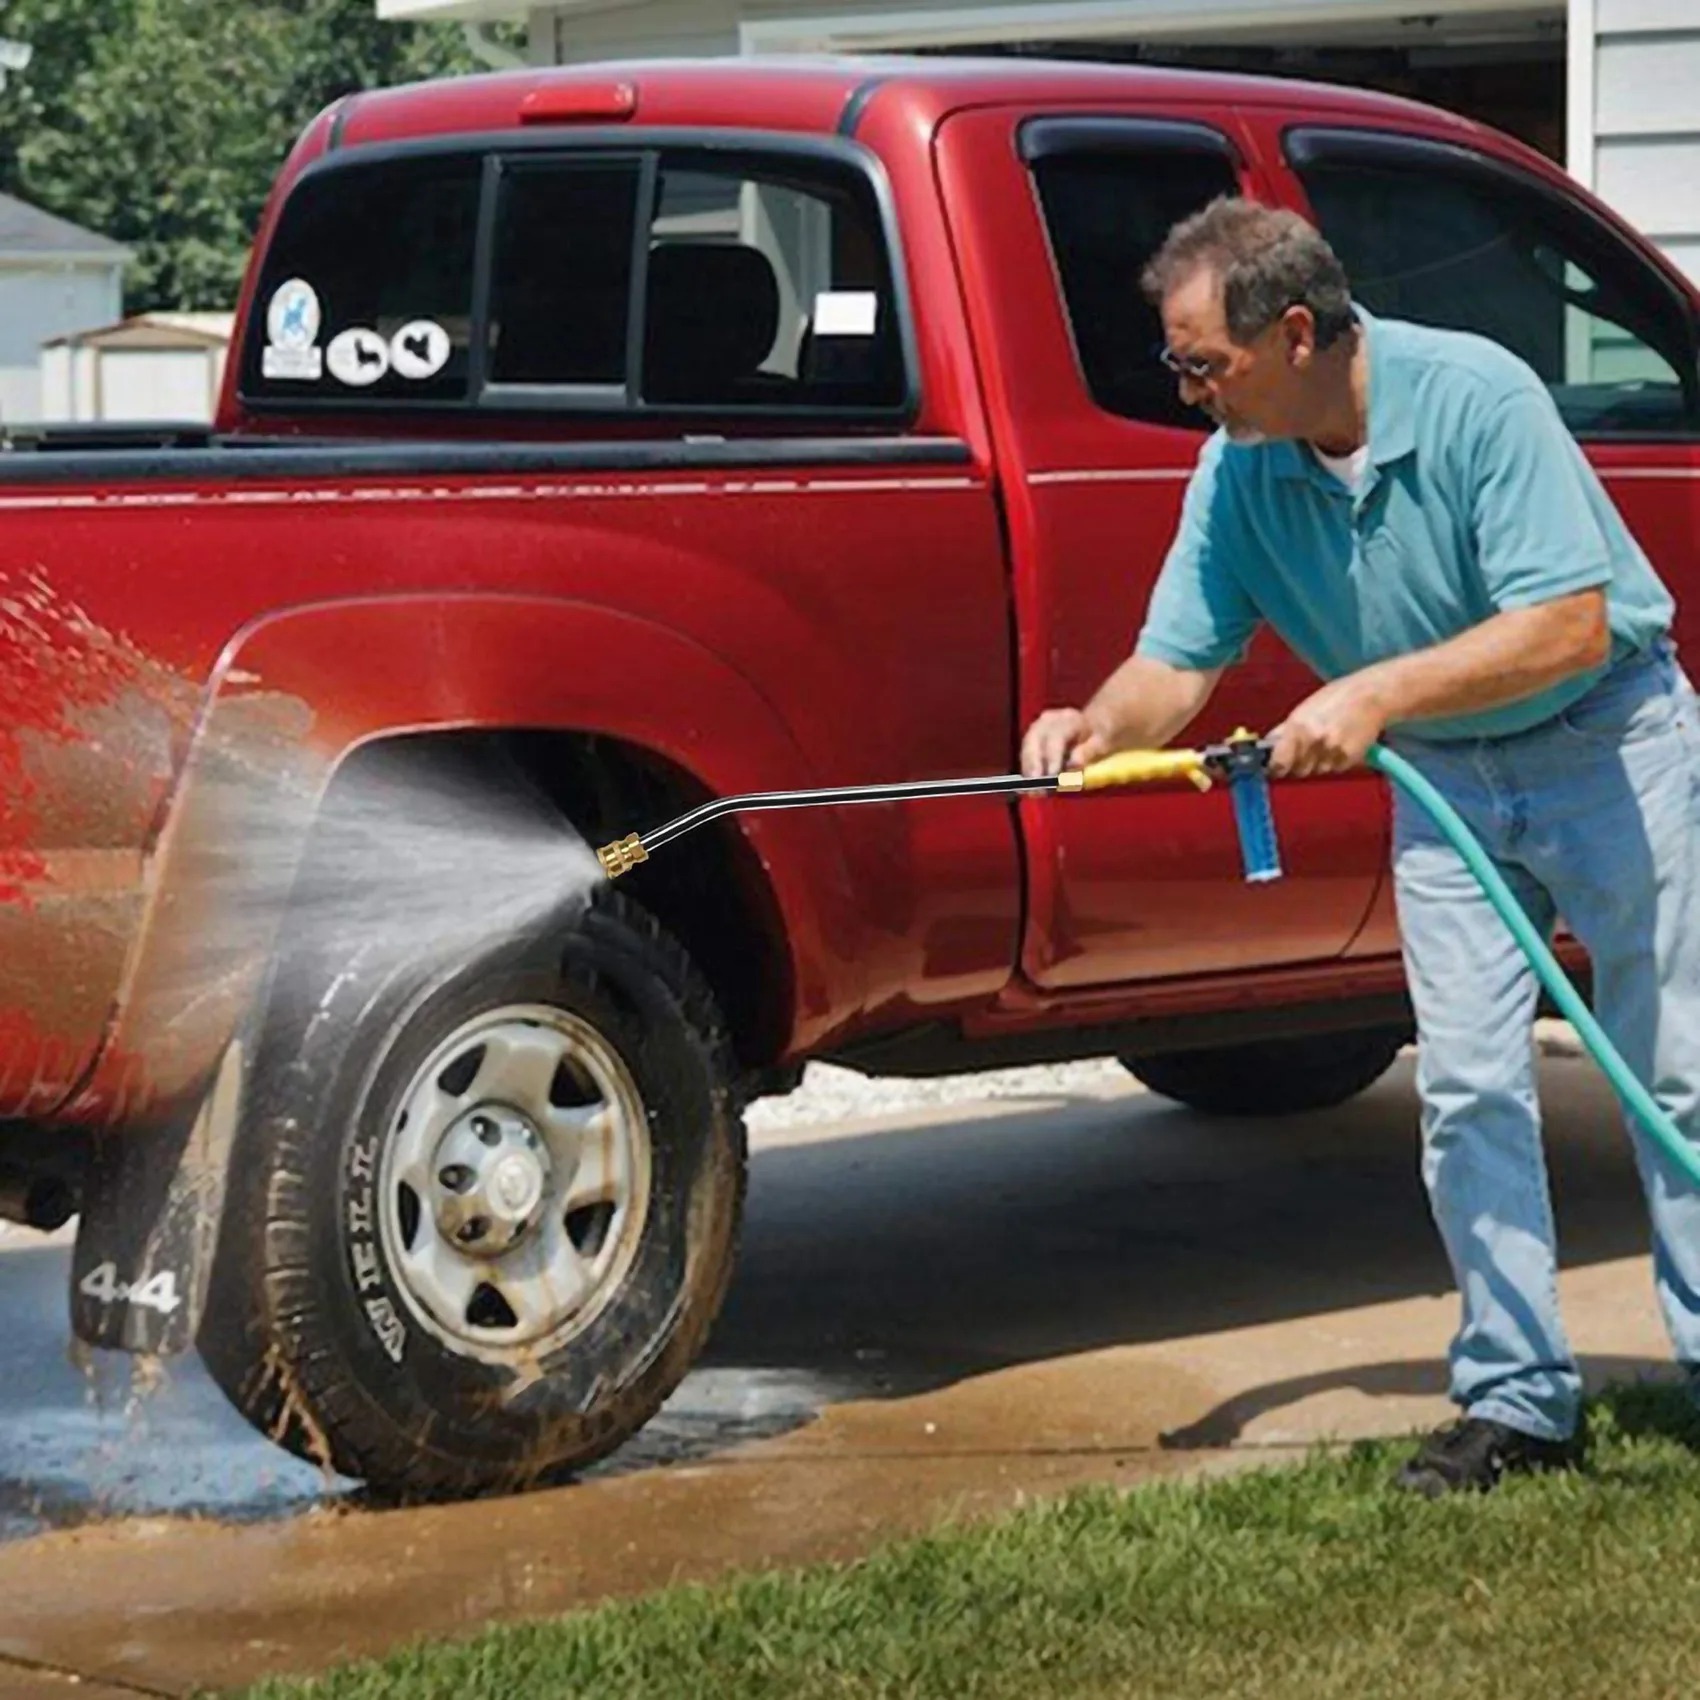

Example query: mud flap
[70,1039,244,1356]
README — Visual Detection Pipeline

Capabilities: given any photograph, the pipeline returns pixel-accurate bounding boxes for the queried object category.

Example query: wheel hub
[379,1004,654,1362]
[430,1106,551,1257]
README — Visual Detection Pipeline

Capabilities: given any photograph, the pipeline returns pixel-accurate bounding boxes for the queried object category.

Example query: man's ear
[1283,305,1318,369]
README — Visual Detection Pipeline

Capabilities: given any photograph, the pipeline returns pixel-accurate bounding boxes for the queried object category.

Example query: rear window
[244,154,480,404]
[242,144,909,418]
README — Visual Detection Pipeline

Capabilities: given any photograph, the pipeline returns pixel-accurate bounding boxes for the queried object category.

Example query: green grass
[245,1384,1700,1700]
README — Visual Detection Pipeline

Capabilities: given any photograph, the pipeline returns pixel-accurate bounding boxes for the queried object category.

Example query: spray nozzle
[1202,729,1282,883]
[596,834,647,880]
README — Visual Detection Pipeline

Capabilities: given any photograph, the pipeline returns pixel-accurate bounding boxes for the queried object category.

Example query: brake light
[518,80,638,123]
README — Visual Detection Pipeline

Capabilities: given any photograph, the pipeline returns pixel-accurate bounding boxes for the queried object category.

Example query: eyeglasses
[1157,302,1313,383]
[1156,344,1229,383]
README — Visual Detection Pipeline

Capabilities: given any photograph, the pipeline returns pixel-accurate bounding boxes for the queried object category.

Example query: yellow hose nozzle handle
[1057,749,1212,793]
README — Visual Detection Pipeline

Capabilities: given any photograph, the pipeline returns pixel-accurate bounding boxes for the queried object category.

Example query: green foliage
[247,1384,1700,1700]
[0,0,523,309]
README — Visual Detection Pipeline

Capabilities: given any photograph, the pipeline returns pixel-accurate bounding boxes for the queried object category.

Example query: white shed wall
[75,347,97,421]
[98,349,220,421]
[37,344,71,421]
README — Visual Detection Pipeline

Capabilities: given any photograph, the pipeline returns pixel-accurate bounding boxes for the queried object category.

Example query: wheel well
[316,729,794,1075]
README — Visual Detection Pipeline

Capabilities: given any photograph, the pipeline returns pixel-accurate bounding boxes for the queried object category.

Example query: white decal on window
[390,319,452,380]
[263,345,324,381]
[812,290,878,337]
[267,277,321,351]
[327,327,390,387]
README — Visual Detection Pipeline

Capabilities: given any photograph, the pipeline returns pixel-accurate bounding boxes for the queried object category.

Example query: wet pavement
[0,1049,1682,1695]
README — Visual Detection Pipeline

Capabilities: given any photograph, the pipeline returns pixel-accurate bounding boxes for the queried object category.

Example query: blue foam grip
[1228,770,1283,883]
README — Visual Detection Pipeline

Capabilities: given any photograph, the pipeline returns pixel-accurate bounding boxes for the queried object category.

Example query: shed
[40,312,234,425]
[0,192,130,421]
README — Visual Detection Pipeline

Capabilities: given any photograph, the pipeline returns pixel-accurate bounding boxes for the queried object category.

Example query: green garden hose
[1369,740,1700,1191]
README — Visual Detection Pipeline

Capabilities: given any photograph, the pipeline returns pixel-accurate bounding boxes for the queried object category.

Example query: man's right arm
[1020,655,1223,777]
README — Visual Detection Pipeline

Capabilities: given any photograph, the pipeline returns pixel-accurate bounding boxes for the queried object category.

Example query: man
[1021,196,1700,1497]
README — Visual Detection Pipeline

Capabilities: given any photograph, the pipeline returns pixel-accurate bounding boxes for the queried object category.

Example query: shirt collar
[1271,305,1414,484]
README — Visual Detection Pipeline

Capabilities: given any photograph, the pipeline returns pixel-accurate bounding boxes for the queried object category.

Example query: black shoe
[1393,1416,1584,1498]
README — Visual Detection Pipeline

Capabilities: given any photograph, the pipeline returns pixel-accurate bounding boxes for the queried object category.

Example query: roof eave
[0,249,131,267]
[376,0,530,19]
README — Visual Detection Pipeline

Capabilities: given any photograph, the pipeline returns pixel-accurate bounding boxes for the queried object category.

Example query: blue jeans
[1387,640,1700,1442]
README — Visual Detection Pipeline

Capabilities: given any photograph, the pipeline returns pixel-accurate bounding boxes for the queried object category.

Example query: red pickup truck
[3,56,1696,1498]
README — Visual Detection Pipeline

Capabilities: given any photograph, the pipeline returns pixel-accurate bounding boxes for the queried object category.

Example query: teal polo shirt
[1135,310,1674,741]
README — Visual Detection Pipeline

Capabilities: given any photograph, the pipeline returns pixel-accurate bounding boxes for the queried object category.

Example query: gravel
[743,1022,1591,1131]
[742,1056,1134,1130]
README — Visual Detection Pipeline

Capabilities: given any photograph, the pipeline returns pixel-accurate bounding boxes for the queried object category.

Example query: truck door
[1256,114,1700,957]
[934,107,1386,989]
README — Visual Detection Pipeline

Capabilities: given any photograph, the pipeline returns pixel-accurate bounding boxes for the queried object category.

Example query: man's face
[1159,268,1310,444]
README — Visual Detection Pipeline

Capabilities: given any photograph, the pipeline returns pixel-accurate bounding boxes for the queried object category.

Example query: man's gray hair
[1142,197,1355,348]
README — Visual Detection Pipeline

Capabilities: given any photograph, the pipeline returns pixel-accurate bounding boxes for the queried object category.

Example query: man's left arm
[1271,386,1613,777]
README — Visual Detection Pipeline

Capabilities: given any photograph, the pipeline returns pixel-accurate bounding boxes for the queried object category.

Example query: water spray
[598,732,1700,1197]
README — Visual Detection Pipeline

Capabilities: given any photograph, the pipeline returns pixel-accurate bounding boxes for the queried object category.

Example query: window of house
[1027,132,1241,430]
[1288,132,1700,438]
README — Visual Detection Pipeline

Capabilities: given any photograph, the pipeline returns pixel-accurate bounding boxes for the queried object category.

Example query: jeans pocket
[1555,668,1679,748]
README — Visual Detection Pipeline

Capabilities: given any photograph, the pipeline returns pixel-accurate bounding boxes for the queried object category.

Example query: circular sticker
[390,319,451,381]
[326,327,390,387]
[266,278,321,351]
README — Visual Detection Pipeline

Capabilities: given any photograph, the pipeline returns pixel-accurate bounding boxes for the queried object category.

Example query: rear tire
[199,888,744,1499]
[1120,1028,1407,1117]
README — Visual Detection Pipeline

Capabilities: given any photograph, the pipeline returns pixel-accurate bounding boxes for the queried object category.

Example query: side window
[1289,137,1700,438]
[244,154,480,403]
[1027,141,1240,429]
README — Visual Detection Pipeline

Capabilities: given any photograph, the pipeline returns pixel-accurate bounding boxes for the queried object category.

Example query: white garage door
[97,349,215,421]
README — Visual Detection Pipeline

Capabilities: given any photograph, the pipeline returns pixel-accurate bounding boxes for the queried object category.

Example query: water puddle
[0,1232,856,1542]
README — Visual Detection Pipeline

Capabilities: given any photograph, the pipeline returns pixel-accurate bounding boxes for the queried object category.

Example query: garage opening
[927,7,1566,162]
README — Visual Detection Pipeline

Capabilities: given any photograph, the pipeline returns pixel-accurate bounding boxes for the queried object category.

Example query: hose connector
[596,833,648,880]
[1060,749,1212,793]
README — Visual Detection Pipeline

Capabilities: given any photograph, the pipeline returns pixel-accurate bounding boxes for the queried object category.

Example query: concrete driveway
[0,1046,1678,1697]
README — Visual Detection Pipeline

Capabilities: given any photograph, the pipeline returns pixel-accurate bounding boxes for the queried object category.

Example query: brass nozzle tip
[1056,770,1086,792]
[596,834,648,880]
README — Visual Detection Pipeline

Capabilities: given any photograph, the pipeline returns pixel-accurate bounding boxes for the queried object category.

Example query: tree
[0,0,516,309]
[274,0,502,113]
[0,1,135,187]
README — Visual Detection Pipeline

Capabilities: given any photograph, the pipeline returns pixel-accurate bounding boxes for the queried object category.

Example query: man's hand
[1021,708,1108,777]
[1020,657,1224,778]
[1267,675,1389,777]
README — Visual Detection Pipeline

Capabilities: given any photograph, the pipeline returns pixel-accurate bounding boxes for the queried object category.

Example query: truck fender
[70,593,862,1354]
